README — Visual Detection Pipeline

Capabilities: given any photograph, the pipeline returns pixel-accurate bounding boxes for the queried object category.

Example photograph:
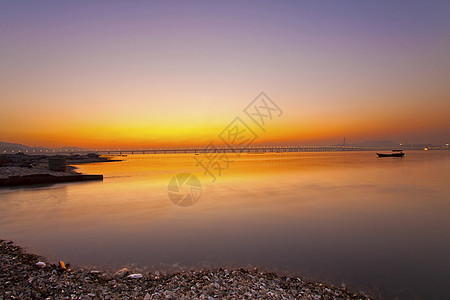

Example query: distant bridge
[98,146,371,155]
[2,145,440,155]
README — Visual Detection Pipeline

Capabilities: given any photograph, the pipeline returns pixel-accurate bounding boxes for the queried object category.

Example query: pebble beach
[0,240,374,299]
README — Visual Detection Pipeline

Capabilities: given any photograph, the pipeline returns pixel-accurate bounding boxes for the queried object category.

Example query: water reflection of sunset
[1,152,449,300]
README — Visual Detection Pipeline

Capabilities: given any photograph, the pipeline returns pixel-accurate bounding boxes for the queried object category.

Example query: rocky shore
[0,240,374,299]
[0,153,118,179]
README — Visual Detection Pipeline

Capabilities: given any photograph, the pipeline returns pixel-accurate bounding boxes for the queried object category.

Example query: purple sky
[1,1,449,147]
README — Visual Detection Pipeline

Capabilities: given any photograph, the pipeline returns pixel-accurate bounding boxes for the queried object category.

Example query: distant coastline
[1,140,449,155]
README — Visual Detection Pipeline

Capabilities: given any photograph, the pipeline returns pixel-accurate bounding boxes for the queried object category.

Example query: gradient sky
[1,0,449,148]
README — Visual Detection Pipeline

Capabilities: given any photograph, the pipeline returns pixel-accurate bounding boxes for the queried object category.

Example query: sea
[1,151,449,299]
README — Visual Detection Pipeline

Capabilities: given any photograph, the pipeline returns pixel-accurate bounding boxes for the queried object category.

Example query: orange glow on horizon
[3,103,449,149]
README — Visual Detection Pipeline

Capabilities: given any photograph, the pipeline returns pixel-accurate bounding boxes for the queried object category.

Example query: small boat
[377,150,404,157]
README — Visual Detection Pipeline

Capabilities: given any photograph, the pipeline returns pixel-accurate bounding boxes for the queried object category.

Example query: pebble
[36,261,46,267]
[113,267,129,278]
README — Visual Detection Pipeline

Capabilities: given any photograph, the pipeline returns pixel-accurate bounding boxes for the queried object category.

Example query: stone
[113,268,129,279]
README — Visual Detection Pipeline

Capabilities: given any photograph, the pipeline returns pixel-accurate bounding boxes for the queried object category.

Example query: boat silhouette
[377,150,405,157]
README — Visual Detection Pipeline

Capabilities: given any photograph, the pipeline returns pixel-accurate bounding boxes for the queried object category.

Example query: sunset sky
[1,1,449,148]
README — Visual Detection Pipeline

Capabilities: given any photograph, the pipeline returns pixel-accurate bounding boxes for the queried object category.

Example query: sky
[1,0,449,148]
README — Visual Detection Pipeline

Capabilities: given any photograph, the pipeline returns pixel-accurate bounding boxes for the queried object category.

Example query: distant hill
[0,141,87,153]
[350,140,399,147]
[0,141,31,151]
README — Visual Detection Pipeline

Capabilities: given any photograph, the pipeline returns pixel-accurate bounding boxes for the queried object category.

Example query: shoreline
[0,153,118,187]
[0,240,374,299]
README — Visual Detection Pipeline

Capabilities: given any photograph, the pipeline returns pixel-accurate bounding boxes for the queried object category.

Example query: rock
[144,293,151,300]
[127,273,143,279]
[113,268,129,279]
[58,260,67,270]
[36,262,46,267]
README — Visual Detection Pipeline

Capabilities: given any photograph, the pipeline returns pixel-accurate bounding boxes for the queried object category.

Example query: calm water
[1,151,449,299]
